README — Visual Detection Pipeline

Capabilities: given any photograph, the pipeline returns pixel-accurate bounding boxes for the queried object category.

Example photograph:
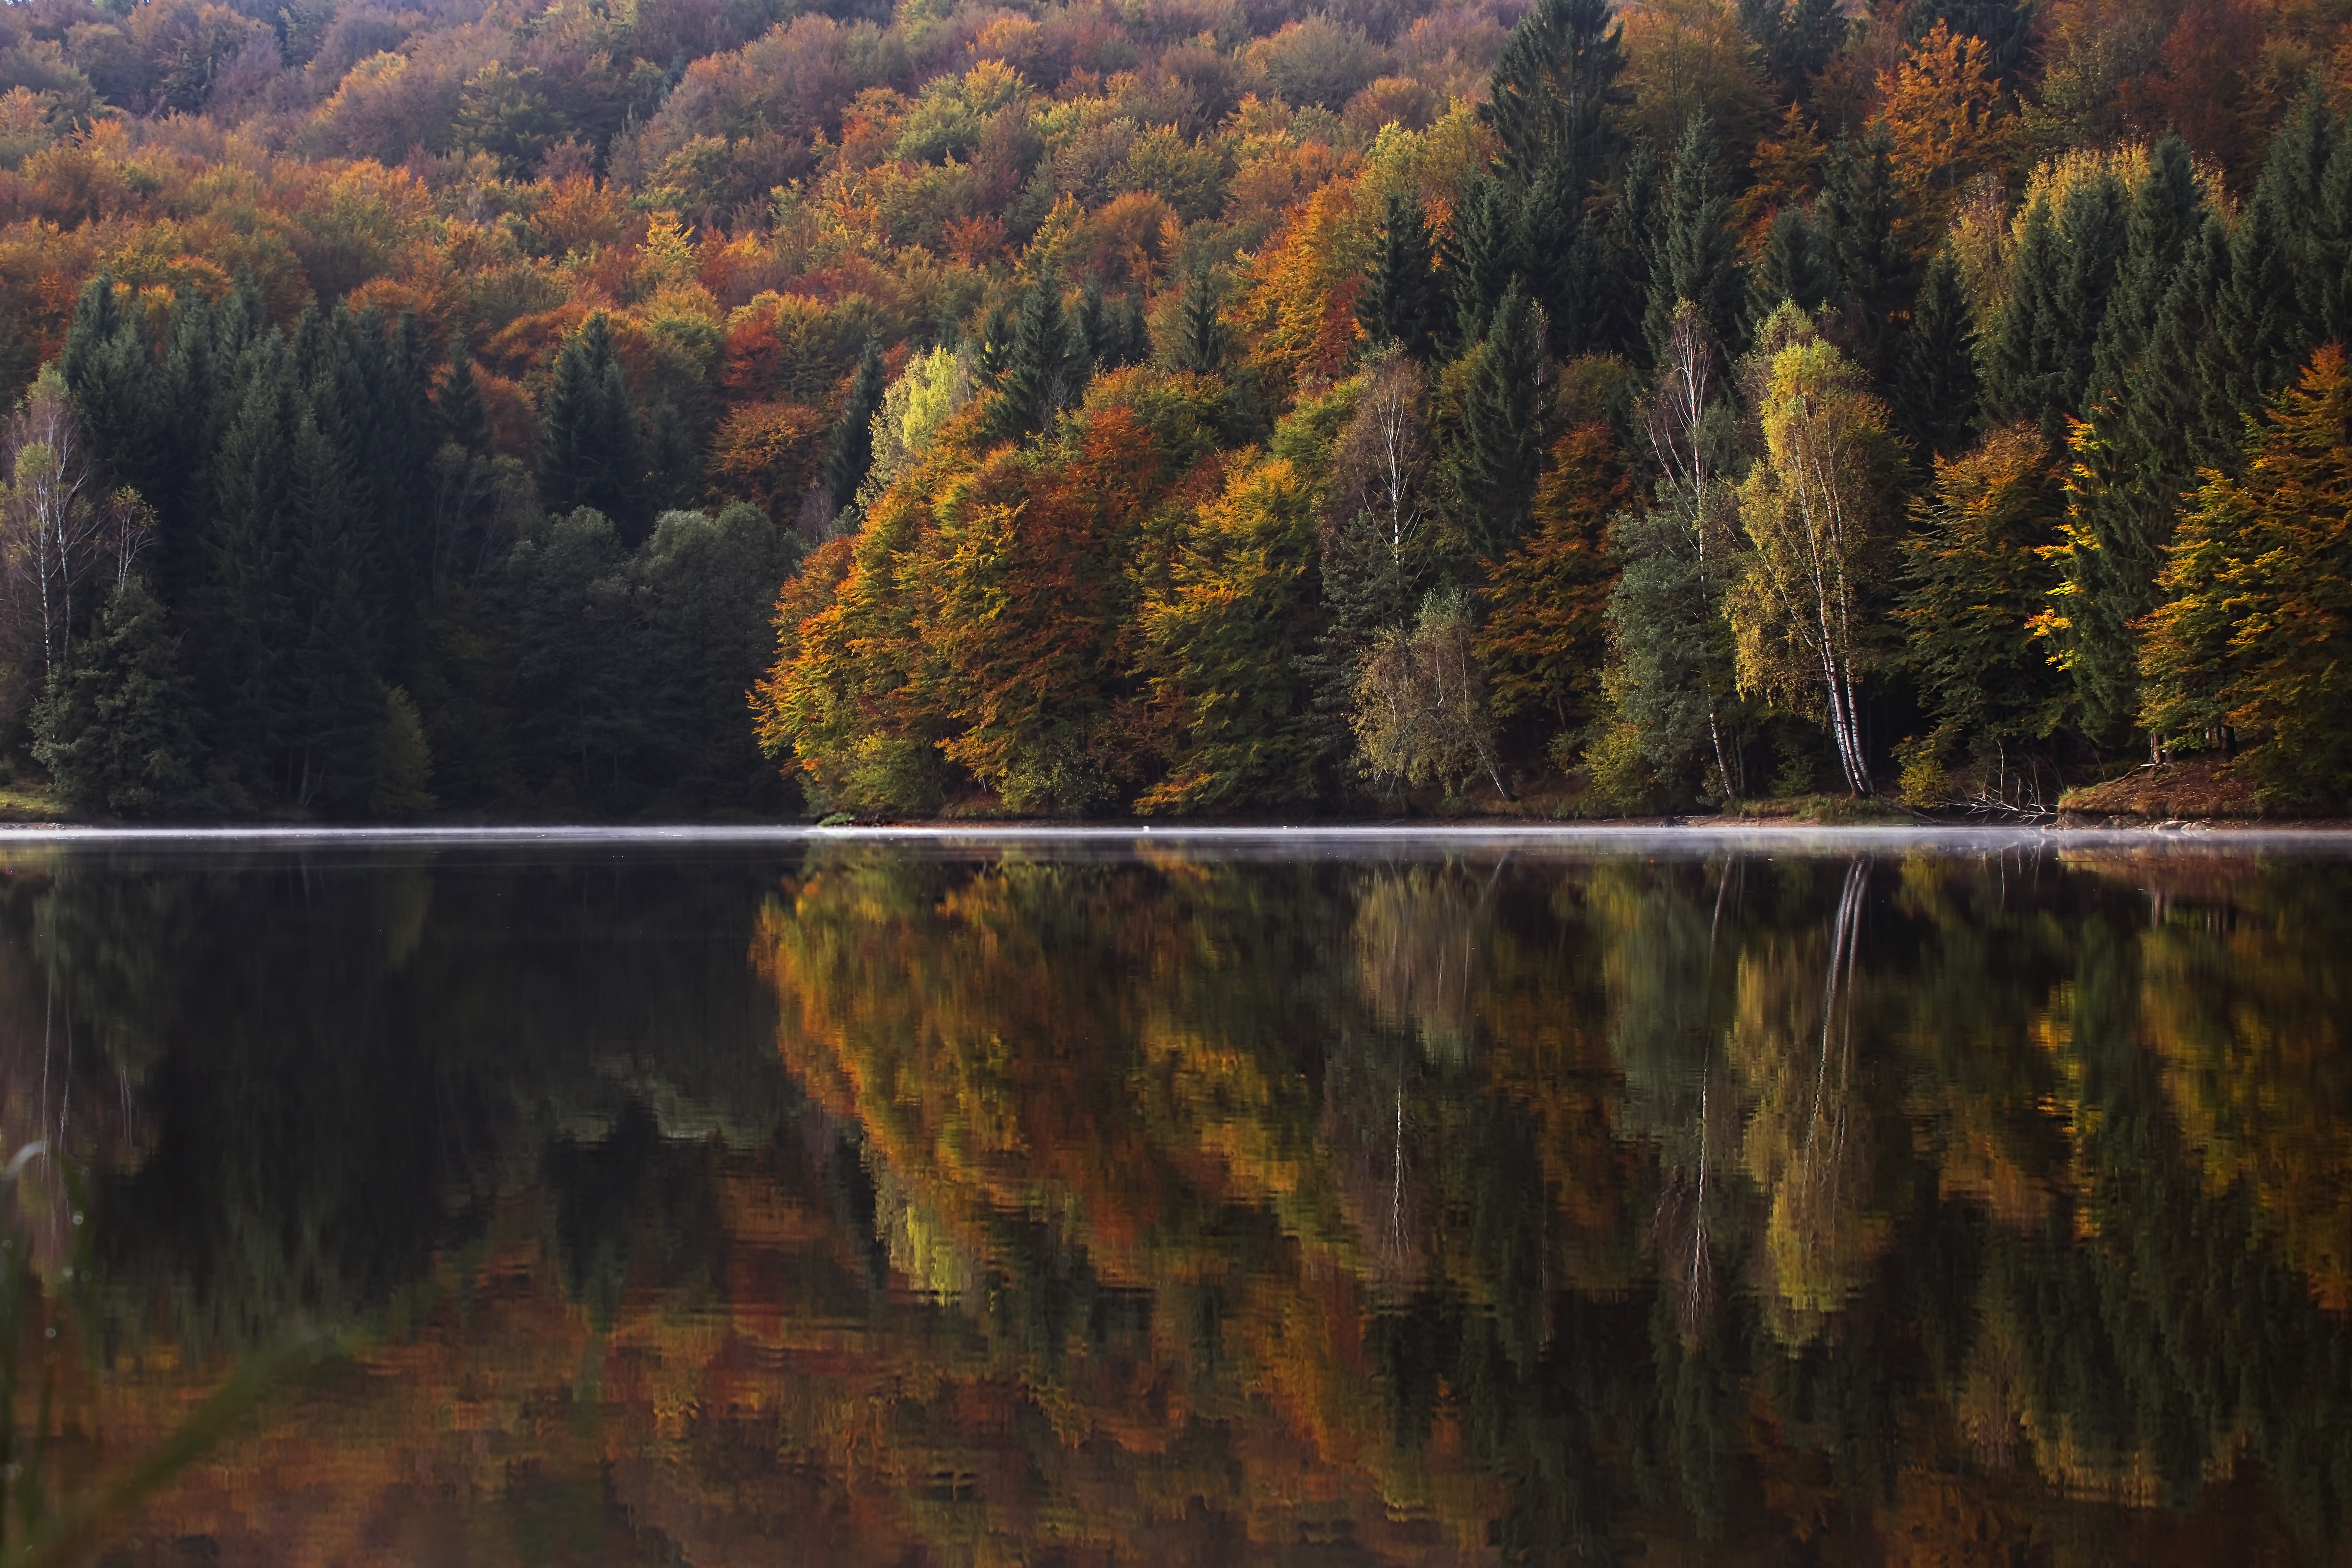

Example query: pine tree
[1456,283,1548,554]
[201,333,306,789]
[2085,133,2203,415]
[992,283,1082,440]
[1446,176,1524,347]
[1173,271,1227,376]
[1602,138,1661,358]
[31,576,208,817]
[1485,0,1626,191]
[1737,0,1845,99]
[1646,114,1746,365]
[1984,171,2128,439]
[538,313,648,543]
[1817,125,1916,374]
[1893,249,1979,463]
[1748,205,1833,329]
[822,339,885,515]
[1359,190,1447,358]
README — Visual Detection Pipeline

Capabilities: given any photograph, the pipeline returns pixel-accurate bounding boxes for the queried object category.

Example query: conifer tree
[2085,134,2202,415]
[1736,0,1844,99]
[1893,250,1979,463]
[201,333,305,788]
[31,576,208,817]
[1983,172,2127,440]
[1359,190,1447,359]
[1817,126,1915,374]
[1485,0,1626,192]
[1173,271,1227,376]
[538,313,648,543]
[1446,176,1524,347]
[1747,206,1833,330]
[1602,139,1661,358]
[1456,283,1548,554]
[992,283,1082,440]
[822,339,885,516]
[1646,115,1745,365]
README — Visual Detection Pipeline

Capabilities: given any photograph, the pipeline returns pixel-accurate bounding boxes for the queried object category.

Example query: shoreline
[0,816,2348,845]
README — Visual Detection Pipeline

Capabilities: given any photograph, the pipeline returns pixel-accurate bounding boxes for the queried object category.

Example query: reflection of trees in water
[0,847,793,1351]
[10,841,2352,1563]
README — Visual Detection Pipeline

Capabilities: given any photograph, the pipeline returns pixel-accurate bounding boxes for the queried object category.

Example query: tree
[1172,271,1227,377]
[0,373,151,706]
[1896,425,2068,794]
[821,339,885,518]
[991,283,1085,442]
[435,335,491,456]
[1645,114,1745,365]
[1870,22,2008,238]
[1815,125,1914,376]
[1352,588,1507,802]
[1892,249,1979,464]
[1485,0,1627,192]
[1476,421,1633,738]
[1138,451,1323,813]
[538,313,649,544]
[1611,301,1744,800]
[1982,170,2128,440]
[1445,177,1525,348]
[2140,346,2352,806]
[1359,190,1447,359]
[1747,205,1833,330]
[1731,314,1896,795]
[369,684,436,818]
[1735,0,1844,99]
[1455,283,1549,554]
[31,575,207,817]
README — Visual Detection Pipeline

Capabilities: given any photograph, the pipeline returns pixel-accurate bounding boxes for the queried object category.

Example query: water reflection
[0,837,2343,1562]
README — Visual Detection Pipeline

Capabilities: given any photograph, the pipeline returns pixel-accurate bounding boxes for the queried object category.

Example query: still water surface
[0,830,2347,1565]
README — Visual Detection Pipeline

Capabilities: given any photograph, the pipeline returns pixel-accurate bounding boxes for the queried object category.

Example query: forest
[1,0,2349,816]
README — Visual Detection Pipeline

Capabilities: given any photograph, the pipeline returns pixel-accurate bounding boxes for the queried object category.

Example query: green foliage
[1358,190,1447,360]
[538,314,648,545]
[821,339,885,516]
[31,576,207,817]
[369,685,436,819]
[1645,115,1744,365]
[1892,250,1979,464]
[1455,283,1548,554]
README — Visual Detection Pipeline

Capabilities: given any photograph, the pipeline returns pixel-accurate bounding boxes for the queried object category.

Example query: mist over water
[0,833,2346,1564]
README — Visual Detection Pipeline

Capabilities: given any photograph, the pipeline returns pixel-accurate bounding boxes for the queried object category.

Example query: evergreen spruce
[538,313,648,543]
[1893,250,1979,463]
[31,576,208,817]
[1174,271,1227,376]
[1817,125,1915,374]
[1446,176,1524,346]
[1645,114,1746,365]
[993,283,1082,440]
[1485,0,1626,191]
[1358,190,1447,358]
[1983,172,2127,440]
[1457,283,1548,554]
[1736,0,1844,98]
[2085,134,2204,413]
[822,339,886,515]
[1748,205,1833,329]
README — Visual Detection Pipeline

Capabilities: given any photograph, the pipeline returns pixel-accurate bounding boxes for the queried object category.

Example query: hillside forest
[2,0,2351,817]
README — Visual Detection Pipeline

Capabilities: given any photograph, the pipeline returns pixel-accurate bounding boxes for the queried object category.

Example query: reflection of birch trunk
[1797,857,1868,1255]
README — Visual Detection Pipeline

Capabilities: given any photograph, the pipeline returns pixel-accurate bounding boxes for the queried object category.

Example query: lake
[0,827,2348,1565]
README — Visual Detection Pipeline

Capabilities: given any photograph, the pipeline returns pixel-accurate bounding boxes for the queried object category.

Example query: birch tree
[0,373,152,714]
[1731,312,1895,796]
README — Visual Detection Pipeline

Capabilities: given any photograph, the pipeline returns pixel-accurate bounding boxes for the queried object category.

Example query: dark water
[1,829,2349,1566]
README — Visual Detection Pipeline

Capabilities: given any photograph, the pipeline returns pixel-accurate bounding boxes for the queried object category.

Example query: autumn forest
[1,0,2349,817]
